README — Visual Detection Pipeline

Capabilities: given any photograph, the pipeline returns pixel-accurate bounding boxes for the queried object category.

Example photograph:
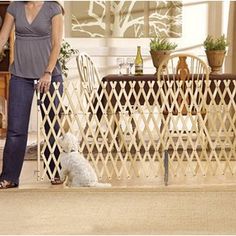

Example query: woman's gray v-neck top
[7,1,62,79]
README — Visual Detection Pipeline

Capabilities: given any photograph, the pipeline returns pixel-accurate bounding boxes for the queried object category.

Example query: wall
[64,0,210,79]
[29,0,229,131]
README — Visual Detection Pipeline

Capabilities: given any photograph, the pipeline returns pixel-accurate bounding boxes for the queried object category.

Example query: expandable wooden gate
[37,78,236,184]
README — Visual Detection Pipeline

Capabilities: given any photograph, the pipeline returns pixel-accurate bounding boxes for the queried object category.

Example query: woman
[0,1,64,188]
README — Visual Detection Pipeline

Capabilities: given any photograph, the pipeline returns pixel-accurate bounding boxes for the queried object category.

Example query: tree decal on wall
[69,1,182,38]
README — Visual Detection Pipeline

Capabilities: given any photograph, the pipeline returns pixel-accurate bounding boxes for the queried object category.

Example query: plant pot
[205,50,226,74]
[150,50,171,74]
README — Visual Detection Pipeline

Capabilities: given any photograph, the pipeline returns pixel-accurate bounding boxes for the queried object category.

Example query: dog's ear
[58,133,70,153]
[71,135,78,151]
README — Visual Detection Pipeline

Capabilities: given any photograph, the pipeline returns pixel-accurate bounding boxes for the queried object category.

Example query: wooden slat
[37,75,236,182]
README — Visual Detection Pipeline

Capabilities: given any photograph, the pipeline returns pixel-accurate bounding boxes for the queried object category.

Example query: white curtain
[226,2,236,73]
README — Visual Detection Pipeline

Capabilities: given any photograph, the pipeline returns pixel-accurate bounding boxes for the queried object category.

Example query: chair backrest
[157,53,210,115]
[76,52,100,94]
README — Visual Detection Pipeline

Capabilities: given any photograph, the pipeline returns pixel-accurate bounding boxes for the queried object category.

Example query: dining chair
[157,53,210,185]
[76,52,100,95]
[75,52,108,142]
[77,53,133,146]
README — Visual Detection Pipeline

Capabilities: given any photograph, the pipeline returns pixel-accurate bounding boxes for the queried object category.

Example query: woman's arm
[45,13,63,73]
[38,13,63,93]
[0,13,14,53]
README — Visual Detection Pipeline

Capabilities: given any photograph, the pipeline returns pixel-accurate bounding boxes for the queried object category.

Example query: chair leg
[194,116,207,176]
[164,149,169,186]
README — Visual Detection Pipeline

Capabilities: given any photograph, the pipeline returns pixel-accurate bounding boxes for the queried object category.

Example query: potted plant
[59,40,79,78]
[150,37,177,74]
[203,35,228,74]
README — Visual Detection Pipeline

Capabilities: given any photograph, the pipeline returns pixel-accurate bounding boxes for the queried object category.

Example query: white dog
[58,132,111,187]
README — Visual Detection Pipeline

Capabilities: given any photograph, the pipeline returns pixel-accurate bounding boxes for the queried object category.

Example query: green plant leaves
[150,37,177,51]
[204,35,228,51]
[59,40,79,78]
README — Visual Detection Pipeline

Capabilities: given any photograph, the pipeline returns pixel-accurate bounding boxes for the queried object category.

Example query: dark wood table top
[103,74,236,81]
[95,74,236,119]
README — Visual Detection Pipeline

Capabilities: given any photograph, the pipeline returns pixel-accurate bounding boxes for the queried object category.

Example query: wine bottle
[135,46,143,75]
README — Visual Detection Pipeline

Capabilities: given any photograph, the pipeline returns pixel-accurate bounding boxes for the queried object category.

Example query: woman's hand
[38,73,52,93]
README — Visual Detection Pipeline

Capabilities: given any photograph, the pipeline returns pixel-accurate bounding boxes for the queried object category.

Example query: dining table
[94,73,236,120]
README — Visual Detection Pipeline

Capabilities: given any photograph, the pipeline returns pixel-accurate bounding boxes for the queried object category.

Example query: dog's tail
[93,182,112,188]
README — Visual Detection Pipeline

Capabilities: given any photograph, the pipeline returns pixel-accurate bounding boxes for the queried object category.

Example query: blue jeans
[0,74,63,185]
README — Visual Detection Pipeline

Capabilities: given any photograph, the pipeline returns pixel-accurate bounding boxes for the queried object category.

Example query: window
[65,1,182,38]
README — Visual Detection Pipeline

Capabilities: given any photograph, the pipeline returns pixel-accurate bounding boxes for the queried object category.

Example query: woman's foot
[0,180,18,189]
[51,177,64,185]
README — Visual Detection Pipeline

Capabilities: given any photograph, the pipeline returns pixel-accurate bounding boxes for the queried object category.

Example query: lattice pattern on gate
[37,78,236,182]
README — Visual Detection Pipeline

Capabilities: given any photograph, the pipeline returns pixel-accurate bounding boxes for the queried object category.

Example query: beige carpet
[0,188,236,235]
